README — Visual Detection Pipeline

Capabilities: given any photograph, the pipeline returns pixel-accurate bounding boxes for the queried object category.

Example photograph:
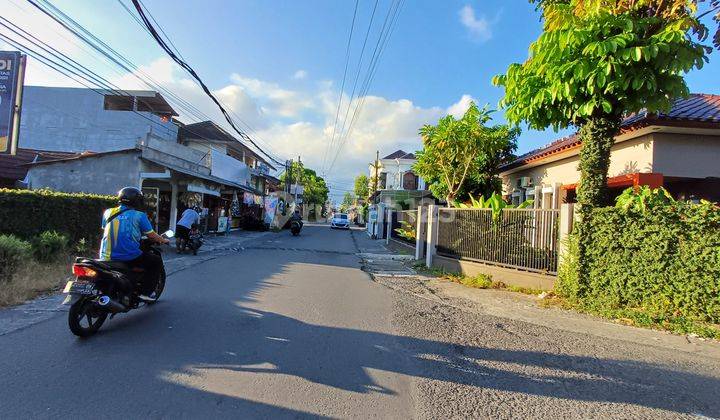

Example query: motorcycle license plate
[63,280,97,295]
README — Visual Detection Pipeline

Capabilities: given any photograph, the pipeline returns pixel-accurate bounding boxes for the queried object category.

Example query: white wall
[19,86,178,152]
[652,133,720,178]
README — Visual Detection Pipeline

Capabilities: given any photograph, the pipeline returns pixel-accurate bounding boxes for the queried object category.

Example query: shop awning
[141,156,261,195]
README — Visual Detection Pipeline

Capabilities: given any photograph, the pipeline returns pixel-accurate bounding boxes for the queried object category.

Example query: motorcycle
[63,230,174,337]
[290,220,302,236]
[177,226,203,255]
[187,228,204,255]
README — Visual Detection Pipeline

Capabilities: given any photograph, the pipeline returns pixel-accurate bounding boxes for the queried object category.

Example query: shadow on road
[1,228,718,417]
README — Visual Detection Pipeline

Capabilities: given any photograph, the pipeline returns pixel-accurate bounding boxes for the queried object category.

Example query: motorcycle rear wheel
[68,298,108,337]
[146,267,166,305]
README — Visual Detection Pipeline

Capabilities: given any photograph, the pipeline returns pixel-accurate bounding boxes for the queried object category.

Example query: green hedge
[557,203,720,323]
[0,189,115,245]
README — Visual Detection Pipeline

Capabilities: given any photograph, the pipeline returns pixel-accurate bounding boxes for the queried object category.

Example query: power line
[326,0,379,175]
[23,0,211,124]
[321,0,359,176]
[129,0,286,166]
[326,0,403,176]
[19,0,285,169]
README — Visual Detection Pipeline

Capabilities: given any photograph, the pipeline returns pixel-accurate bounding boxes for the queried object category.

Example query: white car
[330,213,350,229]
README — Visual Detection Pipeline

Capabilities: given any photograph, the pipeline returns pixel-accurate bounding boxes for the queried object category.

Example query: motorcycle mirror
[163,230,175,238]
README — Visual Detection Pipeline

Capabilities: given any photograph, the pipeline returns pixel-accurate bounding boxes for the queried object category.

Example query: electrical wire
[325,0,403,176]
[321,0,359,176]
[129,0,286,167]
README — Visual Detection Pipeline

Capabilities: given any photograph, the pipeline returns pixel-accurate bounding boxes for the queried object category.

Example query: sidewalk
[356,229,720,359]
[0,229,274,337]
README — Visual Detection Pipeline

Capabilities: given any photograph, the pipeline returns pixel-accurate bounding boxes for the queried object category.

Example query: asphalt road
[1,225,719,419]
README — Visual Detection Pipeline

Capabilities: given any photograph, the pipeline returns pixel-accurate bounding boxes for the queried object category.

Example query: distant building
[369,149,431,209]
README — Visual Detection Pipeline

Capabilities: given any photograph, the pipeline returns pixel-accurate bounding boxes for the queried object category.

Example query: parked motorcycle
[177,225,203,255]
[187,228,204,255]
[290,220,302,236]
[63,230,174,337]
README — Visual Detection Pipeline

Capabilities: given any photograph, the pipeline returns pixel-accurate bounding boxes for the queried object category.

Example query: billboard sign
[0,51,26,155]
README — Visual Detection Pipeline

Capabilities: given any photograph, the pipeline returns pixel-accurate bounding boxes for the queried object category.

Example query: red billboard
[0,51,26,155]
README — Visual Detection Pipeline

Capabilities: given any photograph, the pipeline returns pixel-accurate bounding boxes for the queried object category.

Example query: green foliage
[340,192,354,213]
[74,238,91,256]
[280,162,329,207]
[496,2,710,130]
[455,192,534,223]
[353,174,369,200]
[31,231,68,263]
[495,1,710,209]
[413,102,519,204]
[615,185,676,211]
[0,189,115,244]
[0,235,32,280]
[394,220,416,241]
[556,202,720,323]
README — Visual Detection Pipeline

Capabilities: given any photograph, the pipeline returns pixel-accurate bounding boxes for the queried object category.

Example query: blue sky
[5,0,719,199]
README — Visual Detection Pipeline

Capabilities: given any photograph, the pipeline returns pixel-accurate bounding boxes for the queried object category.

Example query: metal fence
[390,209,418,245]
[436,208,560,274]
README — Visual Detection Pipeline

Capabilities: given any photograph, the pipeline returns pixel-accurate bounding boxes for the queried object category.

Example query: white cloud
[459,5,493,42]
[292,69,307,80]
[446,94,477,118]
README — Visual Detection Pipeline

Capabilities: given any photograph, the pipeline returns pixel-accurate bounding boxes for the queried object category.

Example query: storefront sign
[264,196,278,226]
[0,51,25,155]
[217,216,229,233]
[187,180,220,196]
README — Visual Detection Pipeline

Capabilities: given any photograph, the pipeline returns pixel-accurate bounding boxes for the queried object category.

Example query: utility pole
[294,155,301,206]
[373,150,379,204]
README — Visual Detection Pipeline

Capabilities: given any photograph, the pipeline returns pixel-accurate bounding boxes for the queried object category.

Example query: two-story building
[500,94,720,208]
[369,149,431,209]
[20,86,267,232]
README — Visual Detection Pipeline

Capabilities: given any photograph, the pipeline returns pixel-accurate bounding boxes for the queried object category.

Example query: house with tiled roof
[369,149,431,209]
[500,93,720,208]
[0,148,79,188]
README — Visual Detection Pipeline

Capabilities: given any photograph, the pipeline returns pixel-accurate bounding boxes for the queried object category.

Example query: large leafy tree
[493,0,713,291]
[340,192,354,212]
[280,162,329,208]
[494,0,711,209]
[413,102,519,206]
[353,174,369,201]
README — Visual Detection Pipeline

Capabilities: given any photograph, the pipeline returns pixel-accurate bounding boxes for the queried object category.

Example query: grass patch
[541,294,720,340]
[0,256,70,308]
[413,263,545,296]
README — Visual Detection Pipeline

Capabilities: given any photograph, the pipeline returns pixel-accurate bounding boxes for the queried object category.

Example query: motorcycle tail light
[72,265,97,278]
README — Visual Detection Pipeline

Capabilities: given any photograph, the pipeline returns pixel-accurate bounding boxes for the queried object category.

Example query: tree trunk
[575,116,621,295]
[576,116,621,208]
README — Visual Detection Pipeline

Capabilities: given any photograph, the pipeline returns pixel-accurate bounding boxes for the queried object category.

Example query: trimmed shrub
[0,189,115,244]
[557,202,720,323]
[0,235,31,280]
[31,231,68,263]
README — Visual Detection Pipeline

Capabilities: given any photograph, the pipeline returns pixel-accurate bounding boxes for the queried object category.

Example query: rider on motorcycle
[99,187,169,300]
[290,209,303,227]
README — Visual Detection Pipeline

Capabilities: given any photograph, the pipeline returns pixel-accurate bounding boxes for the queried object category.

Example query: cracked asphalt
[0,225,718,419]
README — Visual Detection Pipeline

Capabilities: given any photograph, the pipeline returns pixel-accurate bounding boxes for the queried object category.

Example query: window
[403,171,418,190]
[379,172,387,189]
[103,95,134,111]
[338,214,348,220]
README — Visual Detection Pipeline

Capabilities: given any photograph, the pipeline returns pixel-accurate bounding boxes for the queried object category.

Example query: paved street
[1,226,719,419]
